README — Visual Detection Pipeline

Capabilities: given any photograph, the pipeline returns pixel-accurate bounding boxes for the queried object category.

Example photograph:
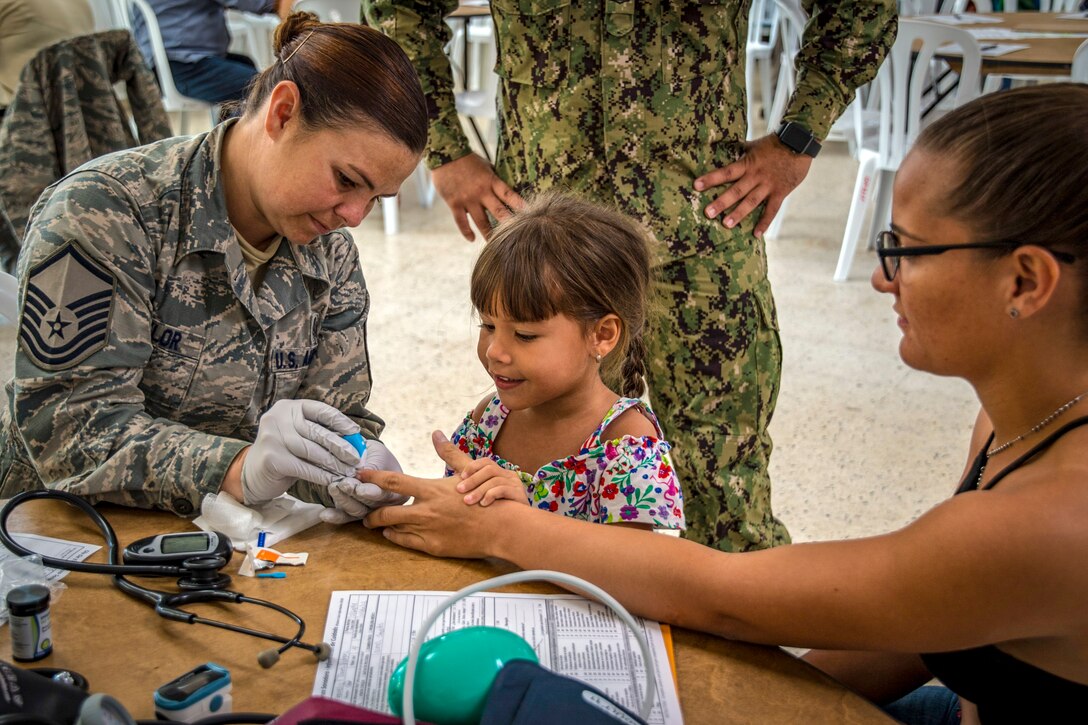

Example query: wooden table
[449,1,490,19]
[929,11,1088,76]
[0,501,890,723]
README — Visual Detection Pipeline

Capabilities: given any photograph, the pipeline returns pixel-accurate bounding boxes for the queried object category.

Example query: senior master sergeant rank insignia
[20,240,116,371]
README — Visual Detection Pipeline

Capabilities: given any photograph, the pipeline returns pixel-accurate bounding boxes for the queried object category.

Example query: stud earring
[594,353,602,363]
[1008,307,1020,319]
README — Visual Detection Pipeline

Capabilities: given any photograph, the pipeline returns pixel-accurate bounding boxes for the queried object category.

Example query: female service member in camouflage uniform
[0,13,428,521]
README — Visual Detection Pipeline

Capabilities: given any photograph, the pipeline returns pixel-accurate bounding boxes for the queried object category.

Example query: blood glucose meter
[123,531,233,568]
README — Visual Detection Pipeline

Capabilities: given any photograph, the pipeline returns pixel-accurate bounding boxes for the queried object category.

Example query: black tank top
[920,415,1088,723]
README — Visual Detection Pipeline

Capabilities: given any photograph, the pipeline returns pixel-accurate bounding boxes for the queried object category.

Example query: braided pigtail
[619,329,648,398]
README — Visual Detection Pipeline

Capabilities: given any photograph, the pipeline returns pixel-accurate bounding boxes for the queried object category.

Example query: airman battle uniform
[0,121,382,515]
[365,0,896,551]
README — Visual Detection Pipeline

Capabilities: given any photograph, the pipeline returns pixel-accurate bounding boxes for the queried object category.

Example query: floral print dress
[447,396,685,529]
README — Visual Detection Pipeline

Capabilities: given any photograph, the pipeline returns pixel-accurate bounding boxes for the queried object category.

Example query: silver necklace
[986,389,1088,458]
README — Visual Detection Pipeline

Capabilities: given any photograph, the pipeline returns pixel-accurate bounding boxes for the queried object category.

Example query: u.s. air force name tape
[20,240,116,371]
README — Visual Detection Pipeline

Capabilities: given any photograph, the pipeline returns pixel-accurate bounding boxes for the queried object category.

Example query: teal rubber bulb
[343,432,367,458]
[387,626,538,725]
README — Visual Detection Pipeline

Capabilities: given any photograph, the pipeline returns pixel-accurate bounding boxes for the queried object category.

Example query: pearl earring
[594,353,602,363]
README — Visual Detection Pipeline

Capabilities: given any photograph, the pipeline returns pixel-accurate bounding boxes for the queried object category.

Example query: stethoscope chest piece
[176,556,232,591]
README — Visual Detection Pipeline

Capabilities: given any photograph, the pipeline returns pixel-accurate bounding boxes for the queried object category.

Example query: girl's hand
[455,457,529,506]
[360,431,530,558]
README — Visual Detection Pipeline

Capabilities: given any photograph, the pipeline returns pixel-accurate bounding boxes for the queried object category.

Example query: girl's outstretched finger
[432,430,474,473]
[356,468,421,502]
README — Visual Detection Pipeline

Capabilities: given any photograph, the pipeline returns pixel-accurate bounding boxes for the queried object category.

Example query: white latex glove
[241,399,362,506]
[320,440,409,524]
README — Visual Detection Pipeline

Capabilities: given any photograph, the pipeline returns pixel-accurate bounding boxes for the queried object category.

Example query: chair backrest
[766,0,805,130]
[901,0,989,15]
[1040,0,1081,11]
[877,19,982,167]
[747,0,780,49]
[291,0,362,23]
[89,0,128,29]
[127,0,211,113]
[1073,38,1088,82]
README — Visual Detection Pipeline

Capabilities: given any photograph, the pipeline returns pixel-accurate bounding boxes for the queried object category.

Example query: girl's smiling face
[476,304,616,413]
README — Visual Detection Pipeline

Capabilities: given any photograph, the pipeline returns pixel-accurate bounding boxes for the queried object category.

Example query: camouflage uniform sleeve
[287,231,383,507]
[14,172,247,516]
[785,0,897,139]
[363,0,472,168]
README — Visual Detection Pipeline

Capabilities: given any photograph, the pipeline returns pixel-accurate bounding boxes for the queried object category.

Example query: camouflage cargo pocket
[0,443,40,500]
[141,318,205,412]
[490,0,572,87]
[662,1,739,87]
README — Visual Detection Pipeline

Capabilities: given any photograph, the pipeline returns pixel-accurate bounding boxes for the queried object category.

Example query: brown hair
[915,84,1088,273]
[471,193,656,398]
[239,12,427,153]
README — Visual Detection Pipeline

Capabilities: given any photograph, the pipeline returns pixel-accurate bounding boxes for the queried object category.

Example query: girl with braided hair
[443,192,685,531]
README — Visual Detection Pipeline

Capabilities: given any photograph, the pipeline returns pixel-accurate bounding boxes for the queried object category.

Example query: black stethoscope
[0,490,330,668]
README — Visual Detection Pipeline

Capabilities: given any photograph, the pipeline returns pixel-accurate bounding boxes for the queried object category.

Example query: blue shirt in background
[132,0,276,66]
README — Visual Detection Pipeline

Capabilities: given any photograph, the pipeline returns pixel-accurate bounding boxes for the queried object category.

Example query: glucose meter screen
[161,533,209,554]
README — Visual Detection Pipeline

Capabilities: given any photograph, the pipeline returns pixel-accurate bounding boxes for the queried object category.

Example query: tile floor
[0,135,980,545]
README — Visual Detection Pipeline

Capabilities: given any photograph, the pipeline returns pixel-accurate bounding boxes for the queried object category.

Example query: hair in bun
[241,11,427,154]
[273,11,321,58]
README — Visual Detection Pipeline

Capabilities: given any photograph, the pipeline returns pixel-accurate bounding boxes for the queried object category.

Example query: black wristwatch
[775,121,821,158]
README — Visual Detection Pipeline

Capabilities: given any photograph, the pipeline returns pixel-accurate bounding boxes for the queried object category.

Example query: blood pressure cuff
[480,659,649,725]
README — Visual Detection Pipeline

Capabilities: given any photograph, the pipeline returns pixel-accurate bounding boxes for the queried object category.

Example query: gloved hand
[320,440,409,524]
[241,399,362,506]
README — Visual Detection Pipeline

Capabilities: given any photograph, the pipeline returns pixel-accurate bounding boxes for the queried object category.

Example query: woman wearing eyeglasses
[361,84,1088,723]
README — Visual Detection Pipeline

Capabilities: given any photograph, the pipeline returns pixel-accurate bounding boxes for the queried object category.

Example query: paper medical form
[0,533,101,624]
[314,590,684,725]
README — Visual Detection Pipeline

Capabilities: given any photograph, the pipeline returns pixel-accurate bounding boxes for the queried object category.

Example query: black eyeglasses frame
[874,231,1077,282]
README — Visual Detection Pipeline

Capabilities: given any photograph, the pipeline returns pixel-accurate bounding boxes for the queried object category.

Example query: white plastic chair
[226,11,279,69]
[834,19,982,281]
[453,17,499,158]
[765,0,804,135]
[128,0,215,134]
[900,0,986,15]
[291,0,361,23]
[746,0,781,138]
[89,0,131,30]
[1073,38,1088,82]
[0,271,19,325]
[758,0,806,240]
[383,13,494,235]
[1040,0,1079,11]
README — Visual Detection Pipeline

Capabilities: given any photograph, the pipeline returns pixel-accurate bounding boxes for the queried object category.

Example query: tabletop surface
[0,500,891,723]
[926,11,1088,72]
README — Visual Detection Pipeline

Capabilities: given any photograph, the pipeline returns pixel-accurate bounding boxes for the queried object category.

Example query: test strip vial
[7,584,53,662]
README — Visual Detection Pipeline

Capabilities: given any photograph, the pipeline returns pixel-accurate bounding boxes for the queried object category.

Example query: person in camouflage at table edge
[364,0,896,551]
[0,14,427,521]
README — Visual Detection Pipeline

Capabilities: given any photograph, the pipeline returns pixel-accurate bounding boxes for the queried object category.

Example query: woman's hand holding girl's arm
[360,431,518,558]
